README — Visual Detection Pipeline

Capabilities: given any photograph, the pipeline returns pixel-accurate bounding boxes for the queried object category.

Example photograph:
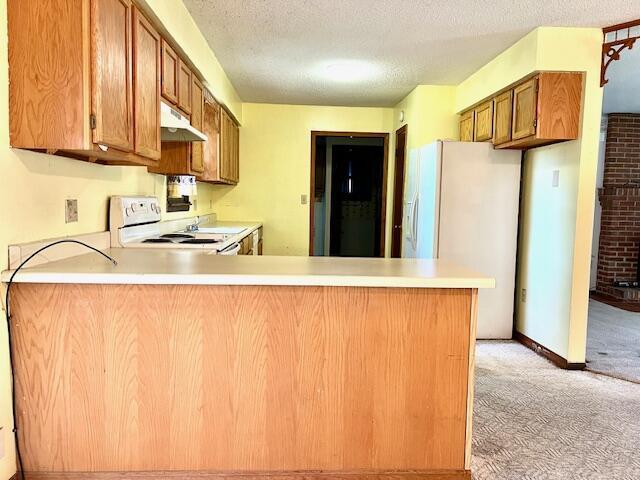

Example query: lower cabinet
[238,227,263,256]
[458,71,583,150]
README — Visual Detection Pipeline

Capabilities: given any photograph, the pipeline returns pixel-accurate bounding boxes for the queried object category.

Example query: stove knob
[125,207,131,217]
[130,203,136,212]
[154,204,161,213]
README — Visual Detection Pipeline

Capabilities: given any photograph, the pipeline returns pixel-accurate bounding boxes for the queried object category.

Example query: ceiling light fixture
[321,60,380,83]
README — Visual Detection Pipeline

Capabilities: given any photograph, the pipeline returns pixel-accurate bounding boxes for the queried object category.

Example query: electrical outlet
[521,288,527,303]
[552,170,560,187]
[300,194,308,205]
[65,199,78,223]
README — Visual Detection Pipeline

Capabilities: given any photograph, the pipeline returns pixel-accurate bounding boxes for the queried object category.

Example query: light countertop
[1,248,495,288]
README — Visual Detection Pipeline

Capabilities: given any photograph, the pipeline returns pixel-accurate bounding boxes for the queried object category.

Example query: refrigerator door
[414,141,442,259]
[437,141,521,339]
[401,147,420,257]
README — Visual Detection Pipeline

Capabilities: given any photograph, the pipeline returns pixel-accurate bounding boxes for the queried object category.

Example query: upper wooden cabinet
[190,76,205,173]
[8,0,158,166]
[220,108,240,184]
[161,39,179,105]
[198,94,240,185]
[132,7,161,161]
[493,91,513,146]
[177,60,192,115]
[458,71,583,150]
[459,110,474,142]
[91,0,134,152]
[473,100,494,142]
[512,78,538,141]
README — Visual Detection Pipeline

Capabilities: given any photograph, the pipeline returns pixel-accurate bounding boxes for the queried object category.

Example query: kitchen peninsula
[2,251,493,480]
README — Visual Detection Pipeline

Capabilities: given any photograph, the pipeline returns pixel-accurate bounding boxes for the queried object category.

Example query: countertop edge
[1,271,495,289]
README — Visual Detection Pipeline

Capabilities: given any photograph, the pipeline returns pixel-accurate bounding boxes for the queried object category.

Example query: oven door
[218,243,241,255]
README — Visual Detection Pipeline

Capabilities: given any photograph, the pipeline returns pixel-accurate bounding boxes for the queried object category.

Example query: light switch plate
[552,170,560,188]
[301,194,308,205]
[65,199,78,223]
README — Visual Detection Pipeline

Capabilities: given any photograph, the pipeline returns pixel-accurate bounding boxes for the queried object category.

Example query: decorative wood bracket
[601,20,640,86]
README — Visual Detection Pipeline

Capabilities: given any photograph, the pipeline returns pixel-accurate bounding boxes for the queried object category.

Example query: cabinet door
[473,100,494,142]
[132,7,161,160]
[459,110,474,142]
[231,122,239,182]
[512,77,538,140]
[190,76,204,173]
[201,98,221,181]
[177,59,192,115]
[91,0,133,151]
[493,90,513,145]
[220,108,232,182]
[161,39,178,104]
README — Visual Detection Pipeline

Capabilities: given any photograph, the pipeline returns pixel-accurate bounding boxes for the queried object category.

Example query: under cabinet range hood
[160,101,207,142]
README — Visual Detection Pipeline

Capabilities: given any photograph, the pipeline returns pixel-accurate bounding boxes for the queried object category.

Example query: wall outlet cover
[521,288,527,303]
[300,194,308,205]
[552,170,560,188]
[65,199,78,223]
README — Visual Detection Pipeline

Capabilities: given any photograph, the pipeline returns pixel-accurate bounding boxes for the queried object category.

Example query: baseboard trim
[22,471,471,480]
[514,331,586,370]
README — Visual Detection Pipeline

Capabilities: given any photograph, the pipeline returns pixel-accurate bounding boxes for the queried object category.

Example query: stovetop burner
[179,239,221,244]
[142,238,174,244]
[161,233,195,239]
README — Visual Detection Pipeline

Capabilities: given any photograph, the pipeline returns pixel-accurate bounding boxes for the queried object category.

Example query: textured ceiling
[183,0,639,107]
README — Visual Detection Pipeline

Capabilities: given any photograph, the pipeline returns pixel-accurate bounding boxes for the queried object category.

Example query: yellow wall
[0,1,238,477]
[456,27,603,363]
[393,85,459,149]
[209,103,394,256]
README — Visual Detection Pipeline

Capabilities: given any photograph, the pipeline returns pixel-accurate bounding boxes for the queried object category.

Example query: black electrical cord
[3,240,117,480]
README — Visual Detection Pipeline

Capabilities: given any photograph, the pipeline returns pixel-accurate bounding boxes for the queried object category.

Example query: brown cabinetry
[91,0,134,153]
[160,39,179,104]
[190,76,205,173]
[8,0,159,166]
[132,7,161,161]
[219,108,240,184]
[512,78,537,141]
[458,71,583,150]
[473,100,494,142]
[492,91,513,146]
[459,110,474,142]
[177,60,192,115]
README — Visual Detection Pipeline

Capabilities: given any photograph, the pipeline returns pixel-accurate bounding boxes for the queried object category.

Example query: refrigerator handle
[411,195,419,251]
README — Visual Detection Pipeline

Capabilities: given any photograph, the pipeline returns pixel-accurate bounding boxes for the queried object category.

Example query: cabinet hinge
[90,114,97,130]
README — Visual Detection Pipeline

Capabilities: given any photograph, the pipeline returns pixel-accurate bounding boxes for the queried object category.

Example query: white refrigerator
[402,140,521,339]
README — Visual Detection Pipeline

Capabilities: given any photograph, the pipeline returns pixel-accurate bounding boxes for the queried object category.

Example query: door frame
[391,125,407,257]
[309,131,389,257]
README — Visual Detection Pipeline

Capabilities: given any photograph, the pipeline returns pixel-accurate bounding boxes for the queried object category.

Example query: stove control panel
[110,196,161,228]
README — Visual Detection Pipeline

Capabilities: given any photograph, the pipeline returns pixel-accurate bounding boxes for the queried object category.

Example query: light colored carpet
[586,299,640,383]
[472,341,640,480]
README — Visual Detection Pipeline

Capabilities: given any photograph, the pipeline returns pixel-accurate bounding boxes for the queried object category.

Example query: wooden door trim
[309,131,389,257]
[391,125,407,258]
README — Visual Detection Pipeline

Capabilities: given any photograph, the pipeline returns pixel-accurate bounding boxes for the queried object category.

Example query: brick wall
[596,113,640,299]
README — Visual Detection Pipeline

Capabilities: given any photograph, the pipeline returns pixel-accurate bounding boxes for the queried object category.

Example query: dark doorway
[310,132,388,257]
[391,125,407,257]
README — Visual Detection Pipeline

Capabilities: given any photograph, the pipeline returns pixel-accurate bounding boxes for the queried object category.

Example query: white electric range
[109,196,242,255]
